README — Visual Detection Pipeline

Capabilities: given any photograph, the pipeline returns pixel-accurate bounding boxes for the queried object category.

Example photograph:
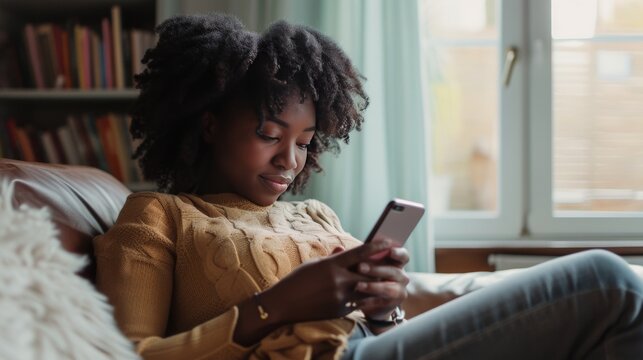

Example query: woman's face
[202,92,316,206]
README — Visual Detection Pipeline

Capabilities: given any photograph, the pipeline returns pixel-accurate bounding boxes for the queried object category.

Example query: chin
[249,193,280,207]
[246,183,285,206]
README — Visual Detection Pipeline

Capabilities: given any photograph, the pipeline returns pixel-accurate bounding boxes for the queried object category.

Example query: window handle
[503,46,518,86]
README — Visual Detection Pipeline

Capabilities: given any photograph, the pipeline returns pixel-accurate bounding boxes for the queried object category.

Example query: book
[121,31,132,87]
[4,118,23,159]
[91,30,102,89]
[0,32,25,88]
[74,25,86,89]
[65,115,88,165]
[96,115,123,181]
[82,26,92,89]
[23,24,45,89]
[69,115,99,167]
[57,125,82,165]
[29,126,47,162]
[0,118,16,158]
[15,36,31,87]
[130,29,143,78]
[98,34,106,88]
[111,5,125,89]
[129,29,156,78]
[115,114,140,182]
[54,25,72,89]
[40,131,60,163]
[81,113,109,171]
[109,113,131,183]
[66,20,78,88]
[50,129,68,164]
[101,17,114,89]
[35,24,59,88]
[14,125,36,161]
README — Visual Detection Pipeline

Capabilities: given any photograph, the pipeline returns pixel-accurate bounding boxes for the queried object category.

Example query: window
[420,0,643,242]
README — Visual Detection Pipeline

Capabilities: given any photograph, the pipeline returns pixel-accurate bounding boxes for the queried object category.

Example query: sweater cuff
[227,306,256,352]
[136,306,254,359]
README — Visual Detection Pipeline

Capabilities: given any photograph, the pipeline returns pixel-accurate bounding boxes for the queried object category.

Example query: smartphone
[364,199,425,260]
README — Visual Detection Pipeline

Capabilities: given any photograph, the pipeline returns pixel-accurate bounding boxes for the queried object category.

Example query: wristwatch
[365,306,406,327]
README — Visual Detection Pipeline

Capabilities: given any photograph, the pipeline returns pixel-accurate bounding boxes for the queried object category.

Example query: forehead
[221,91,316,131]
[259,91,316,127]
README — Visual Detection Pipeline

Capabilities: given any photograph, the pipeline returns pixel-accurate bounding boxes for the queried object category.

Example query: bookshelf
[0,0,178,191]
[0,89,138,101]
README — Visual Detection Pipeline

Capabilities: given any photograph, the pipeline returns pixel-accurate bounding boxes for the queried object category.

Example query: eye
[257,132,279,142]
[297,135,314,150]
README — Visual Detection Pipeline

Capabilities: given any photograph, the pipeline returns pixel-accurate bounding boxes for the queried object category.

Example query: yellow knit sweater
[94,192,363,359]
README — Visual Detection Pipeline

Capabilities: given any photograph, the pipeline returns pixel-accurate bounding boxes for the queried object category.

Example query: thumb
[333,239,392,267]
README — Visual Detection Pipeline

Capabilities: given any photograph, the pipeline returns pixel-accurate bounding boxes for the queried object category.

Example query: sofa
[0,158,522,322]
[0,158,140,359]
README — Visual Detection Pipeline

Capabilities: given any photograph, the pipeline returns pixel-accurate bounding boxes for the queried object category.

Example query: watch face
[392,306,406,324]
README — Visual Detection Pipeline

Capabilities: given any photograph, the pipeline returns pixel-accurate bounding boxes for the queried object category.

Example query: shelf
[0,89,139,101]
[0,0,152,10]
[0,0,156,22]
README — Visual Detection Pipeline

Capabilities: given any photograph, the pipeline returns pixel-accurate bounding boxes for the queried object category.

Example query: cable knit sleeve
[94,193,252,359]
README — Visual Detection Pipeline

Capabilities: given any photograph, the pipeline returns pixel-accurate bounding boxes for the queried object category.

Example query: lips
[259,174,293,194]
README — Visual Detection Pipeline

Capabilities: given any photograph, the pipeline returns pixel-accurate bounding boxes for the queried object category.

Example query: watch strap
[365,306,406,327]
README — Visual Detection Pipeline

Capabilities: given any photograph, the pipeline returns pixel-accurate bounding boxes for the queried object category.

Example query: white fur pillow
[0,181,139,360]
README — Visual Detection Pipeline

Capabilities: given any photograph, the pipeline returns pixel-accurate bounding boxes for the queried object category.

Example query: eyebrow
[267,116,316,132]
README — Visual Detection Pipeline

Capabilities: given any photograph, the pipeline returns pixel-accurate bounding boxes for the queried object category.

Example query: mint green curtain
[181,0,434,272]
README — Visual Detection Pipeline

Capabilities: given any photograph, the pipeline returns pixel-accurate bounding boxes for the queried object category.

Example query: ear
[201,111,218,143]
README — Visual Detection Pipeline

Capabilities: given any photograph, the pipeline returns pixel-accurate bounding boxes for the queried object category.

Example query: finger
[387,247,410,266]
[355,281,407,300]
[331,246,346,255]
[333,239,392,267]
[344,270,378,286]
[357,263,408,283]
[355,296,393,310]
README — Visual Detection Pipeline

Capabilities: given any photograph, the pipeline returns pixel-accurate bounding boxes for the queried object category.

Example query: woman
[94,13,643,359]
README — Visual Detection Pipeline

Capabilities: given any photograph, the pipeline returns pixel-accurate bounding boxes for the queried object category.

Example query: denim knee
[574,249,643,293]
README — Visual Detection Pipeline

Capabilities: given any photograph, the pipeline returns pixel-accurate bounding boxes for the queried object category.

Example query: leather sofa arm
[0,159,131,281]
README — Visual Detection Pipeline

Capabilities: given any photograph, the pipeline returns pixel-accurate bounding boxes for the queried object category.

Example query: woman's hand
[234,239,396,346]
[233,239,411,345]
[354,242,410,321]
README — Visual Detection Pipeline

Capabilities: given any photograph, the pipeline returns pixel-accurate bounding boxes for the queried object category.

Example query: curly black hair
[130,13,369,194]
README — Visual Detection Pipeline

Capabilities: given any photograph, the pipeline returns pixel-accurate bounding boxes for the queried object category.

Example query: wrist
[258,286,290,326]
[232,291,284,346]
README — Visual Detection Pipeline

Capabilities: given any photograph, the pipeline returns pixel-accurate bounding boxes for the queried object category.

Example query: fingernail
[356,282,367,290]
[359,263,370,273]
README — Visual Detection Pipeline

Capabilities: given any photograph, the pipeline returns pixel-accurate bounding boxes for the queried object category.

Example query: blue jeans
[342,250,643,359]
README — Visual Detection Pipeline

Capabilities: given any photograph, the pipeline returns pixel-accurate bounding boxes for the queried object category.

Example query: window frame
[430,0,526,241]
[527,0,643,238]
[429,0,643,243]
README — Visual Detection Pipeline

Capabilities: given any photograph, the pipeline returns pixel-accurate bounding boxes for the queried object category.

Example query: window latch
[503,46,519,86]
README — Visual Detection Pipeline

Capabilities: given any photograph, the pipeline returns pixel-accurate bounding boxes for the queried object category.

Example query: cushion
[0,181,138,359]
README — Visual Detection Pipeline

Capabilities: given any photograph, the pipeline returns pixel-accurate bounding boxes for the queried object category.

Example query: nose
[273,142,298,170]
